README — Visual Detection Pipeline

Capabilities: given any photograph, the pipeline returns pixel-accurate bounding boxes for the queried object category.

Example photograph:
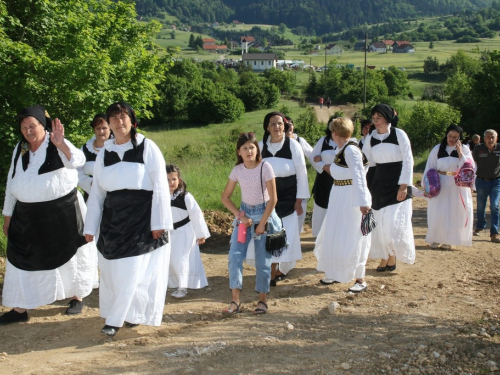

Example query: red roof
[381,39,394,45]
[396,41,411,45]
[203,44,218,50]
[217,45,228,50]
[241,36,256,43]
[203,38,216,43]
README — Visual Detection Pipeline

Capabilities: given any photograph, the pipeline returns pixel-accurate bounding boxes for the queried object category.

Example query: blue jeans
[228,202,272,293]
[475,178,500,235]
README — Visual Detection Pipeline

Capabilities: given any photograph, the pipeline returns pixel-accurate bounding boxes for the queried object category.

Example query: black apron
[97,189,169,260]
[262,137,297,219]
[312,137,335,209]
[7,188,86,271]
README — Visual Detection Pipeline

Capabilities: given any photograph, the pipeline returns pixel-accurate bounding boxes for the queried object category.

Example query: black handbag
[260,162,288,257]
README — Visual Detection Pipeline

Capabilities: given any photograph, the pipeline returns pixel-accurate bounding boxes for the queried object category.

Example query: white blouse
[310,136,338,174]
[362,125,414,186]
[3,132,85,216]
[84,134,172,235]
[259,138,310,200]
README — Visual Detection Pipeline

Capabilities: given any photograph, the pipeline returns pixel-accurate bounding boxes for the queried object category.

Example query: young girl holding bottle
[167,164,210,299]
[221,132,282,315]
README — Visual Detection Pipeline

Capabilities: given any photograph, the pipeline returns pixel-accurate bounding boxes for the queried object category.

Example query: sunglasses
[239,132,255,138]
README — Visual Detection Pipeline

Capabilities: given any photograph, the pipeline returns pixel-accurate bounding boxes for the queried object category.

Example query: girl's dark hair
[325,115,338,140]
[262,111,287,145]
[236,133,261,165]
[166,164,187,195]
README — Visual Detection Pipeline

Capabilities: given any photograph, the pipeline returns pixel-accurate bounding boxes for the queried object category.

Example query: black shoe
[275,272,287,281]
[65,300,84,315]
[270,278,277,287]
[386,263,397,271]
[100,325,119,337]
[124,322,139,328]
[0,309,29,325]
[376,266,387,272]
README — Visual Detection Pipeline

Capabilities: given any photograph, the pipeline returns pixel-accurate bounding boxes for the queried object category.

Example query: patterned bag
[424,168,441,198]
[361,210,377,236]
[455,161,475,188]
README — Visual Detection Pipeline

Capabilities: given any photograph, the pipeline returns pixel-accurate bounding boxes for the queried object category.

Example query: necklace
[269,139,282,153]
[92,141,102,153]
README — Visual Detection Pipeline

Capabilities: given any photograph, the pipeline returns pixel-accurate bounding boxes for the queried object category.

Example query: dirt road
[0,196,499,374]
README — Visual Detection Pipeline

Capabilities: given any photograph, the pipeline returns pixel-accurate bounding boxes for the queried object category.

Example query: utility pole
[324,46,327,96]
[363,32,367,109]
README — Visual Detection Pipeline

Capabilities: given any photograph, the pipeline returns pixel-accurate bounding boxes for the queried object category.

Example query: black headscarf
[370,104,398,128]
[439,124,463,150]
[17,105,52,131]
[262,111,287,144]
[106,101,137,128]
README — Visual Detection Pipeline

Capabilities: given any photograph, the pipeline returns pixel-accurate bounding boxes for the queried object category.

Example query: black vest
[312,137,335,209]
[334,141,369,168]
[103,140,145,166]
[437,144,459,159]
[12,140,64,178]
[82,143,97,162]
[261,136,293,160]
[370,127,399,147]
[171,193,191,229]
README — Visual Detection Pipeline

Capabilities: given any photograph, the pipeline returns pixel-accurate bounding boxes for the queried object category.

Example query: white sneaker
[440,244,451,250]
[171,289,187,299]
[430,242,439,249]
[349,282,367,293]
[320,278,339,285]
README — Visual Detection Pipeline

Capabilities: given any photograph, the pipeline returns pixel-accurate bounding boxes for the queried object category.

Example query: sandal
[253,301,268,315]
[222,301,241,315]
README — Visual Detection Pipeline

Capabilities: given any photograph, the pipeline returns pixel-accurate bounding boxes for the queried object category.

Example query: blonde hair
[329,117,354,139]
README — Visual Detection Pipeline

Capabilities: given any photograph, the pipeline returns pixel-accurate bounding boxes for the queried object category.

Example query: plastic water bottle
[237,221,247,243]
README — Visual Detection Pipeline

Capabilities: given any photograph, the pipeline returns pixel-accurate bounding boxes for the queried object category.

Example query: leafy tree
[171,30,176,39]
[382,66,409,98]
[429,41,434,49]
[262,68,295,95]
[278,23,287,34]
[0,0,166,197]
[423,56,440,73]
[400,101,461,155]
[189,33,195,48]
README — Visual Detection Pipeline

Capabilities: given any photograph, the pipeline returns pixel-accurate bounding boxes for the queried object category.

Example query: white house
[368,42,387,52]
[325,43,343,55]
[242,53,277,71]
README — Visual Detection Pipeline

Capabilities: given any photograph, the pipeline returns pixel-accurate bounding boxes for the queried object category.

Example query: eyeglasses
[239,132,255,139]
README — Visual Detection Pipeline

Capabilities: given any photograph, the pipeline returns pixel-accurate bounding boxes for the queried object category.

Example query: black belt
[477,176,500,181]
[174,216,190,229]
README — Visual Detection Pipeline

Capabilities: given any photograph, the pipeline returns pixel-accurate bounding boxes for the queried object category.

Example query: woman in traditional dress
[310,118,338,238]
[424,125,474,249]
[285,116,313,234]
[0,105,96,324]
[78,114,111,201]
[362,104,415,271]
[84,101,172,337]
[258,112,309,284]
[314,118,372,292]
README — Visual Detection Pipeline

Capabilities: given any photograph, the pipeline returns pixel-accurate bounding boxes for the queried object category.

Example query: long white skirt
[369,199,415,264]
[168,224,208,289]
[425,176,473,246]
[311,203,327,237]
[2,192,97,309]
[314,189,371,283]
[297,199,308,233]
[98,243,170,327]
[3,241,96,309]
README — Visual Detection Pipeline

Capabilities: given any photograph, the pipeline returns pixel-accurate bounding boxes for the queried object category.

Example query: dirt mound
[202,209,233,252]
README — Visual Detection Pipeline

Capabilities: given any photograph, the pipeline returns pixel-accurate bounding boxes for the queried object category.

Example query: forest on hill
[136,0,491,34]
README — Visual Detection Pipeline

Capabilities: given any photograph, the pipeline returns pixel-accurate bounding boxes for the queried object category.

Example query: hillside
[136,0,492,34]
